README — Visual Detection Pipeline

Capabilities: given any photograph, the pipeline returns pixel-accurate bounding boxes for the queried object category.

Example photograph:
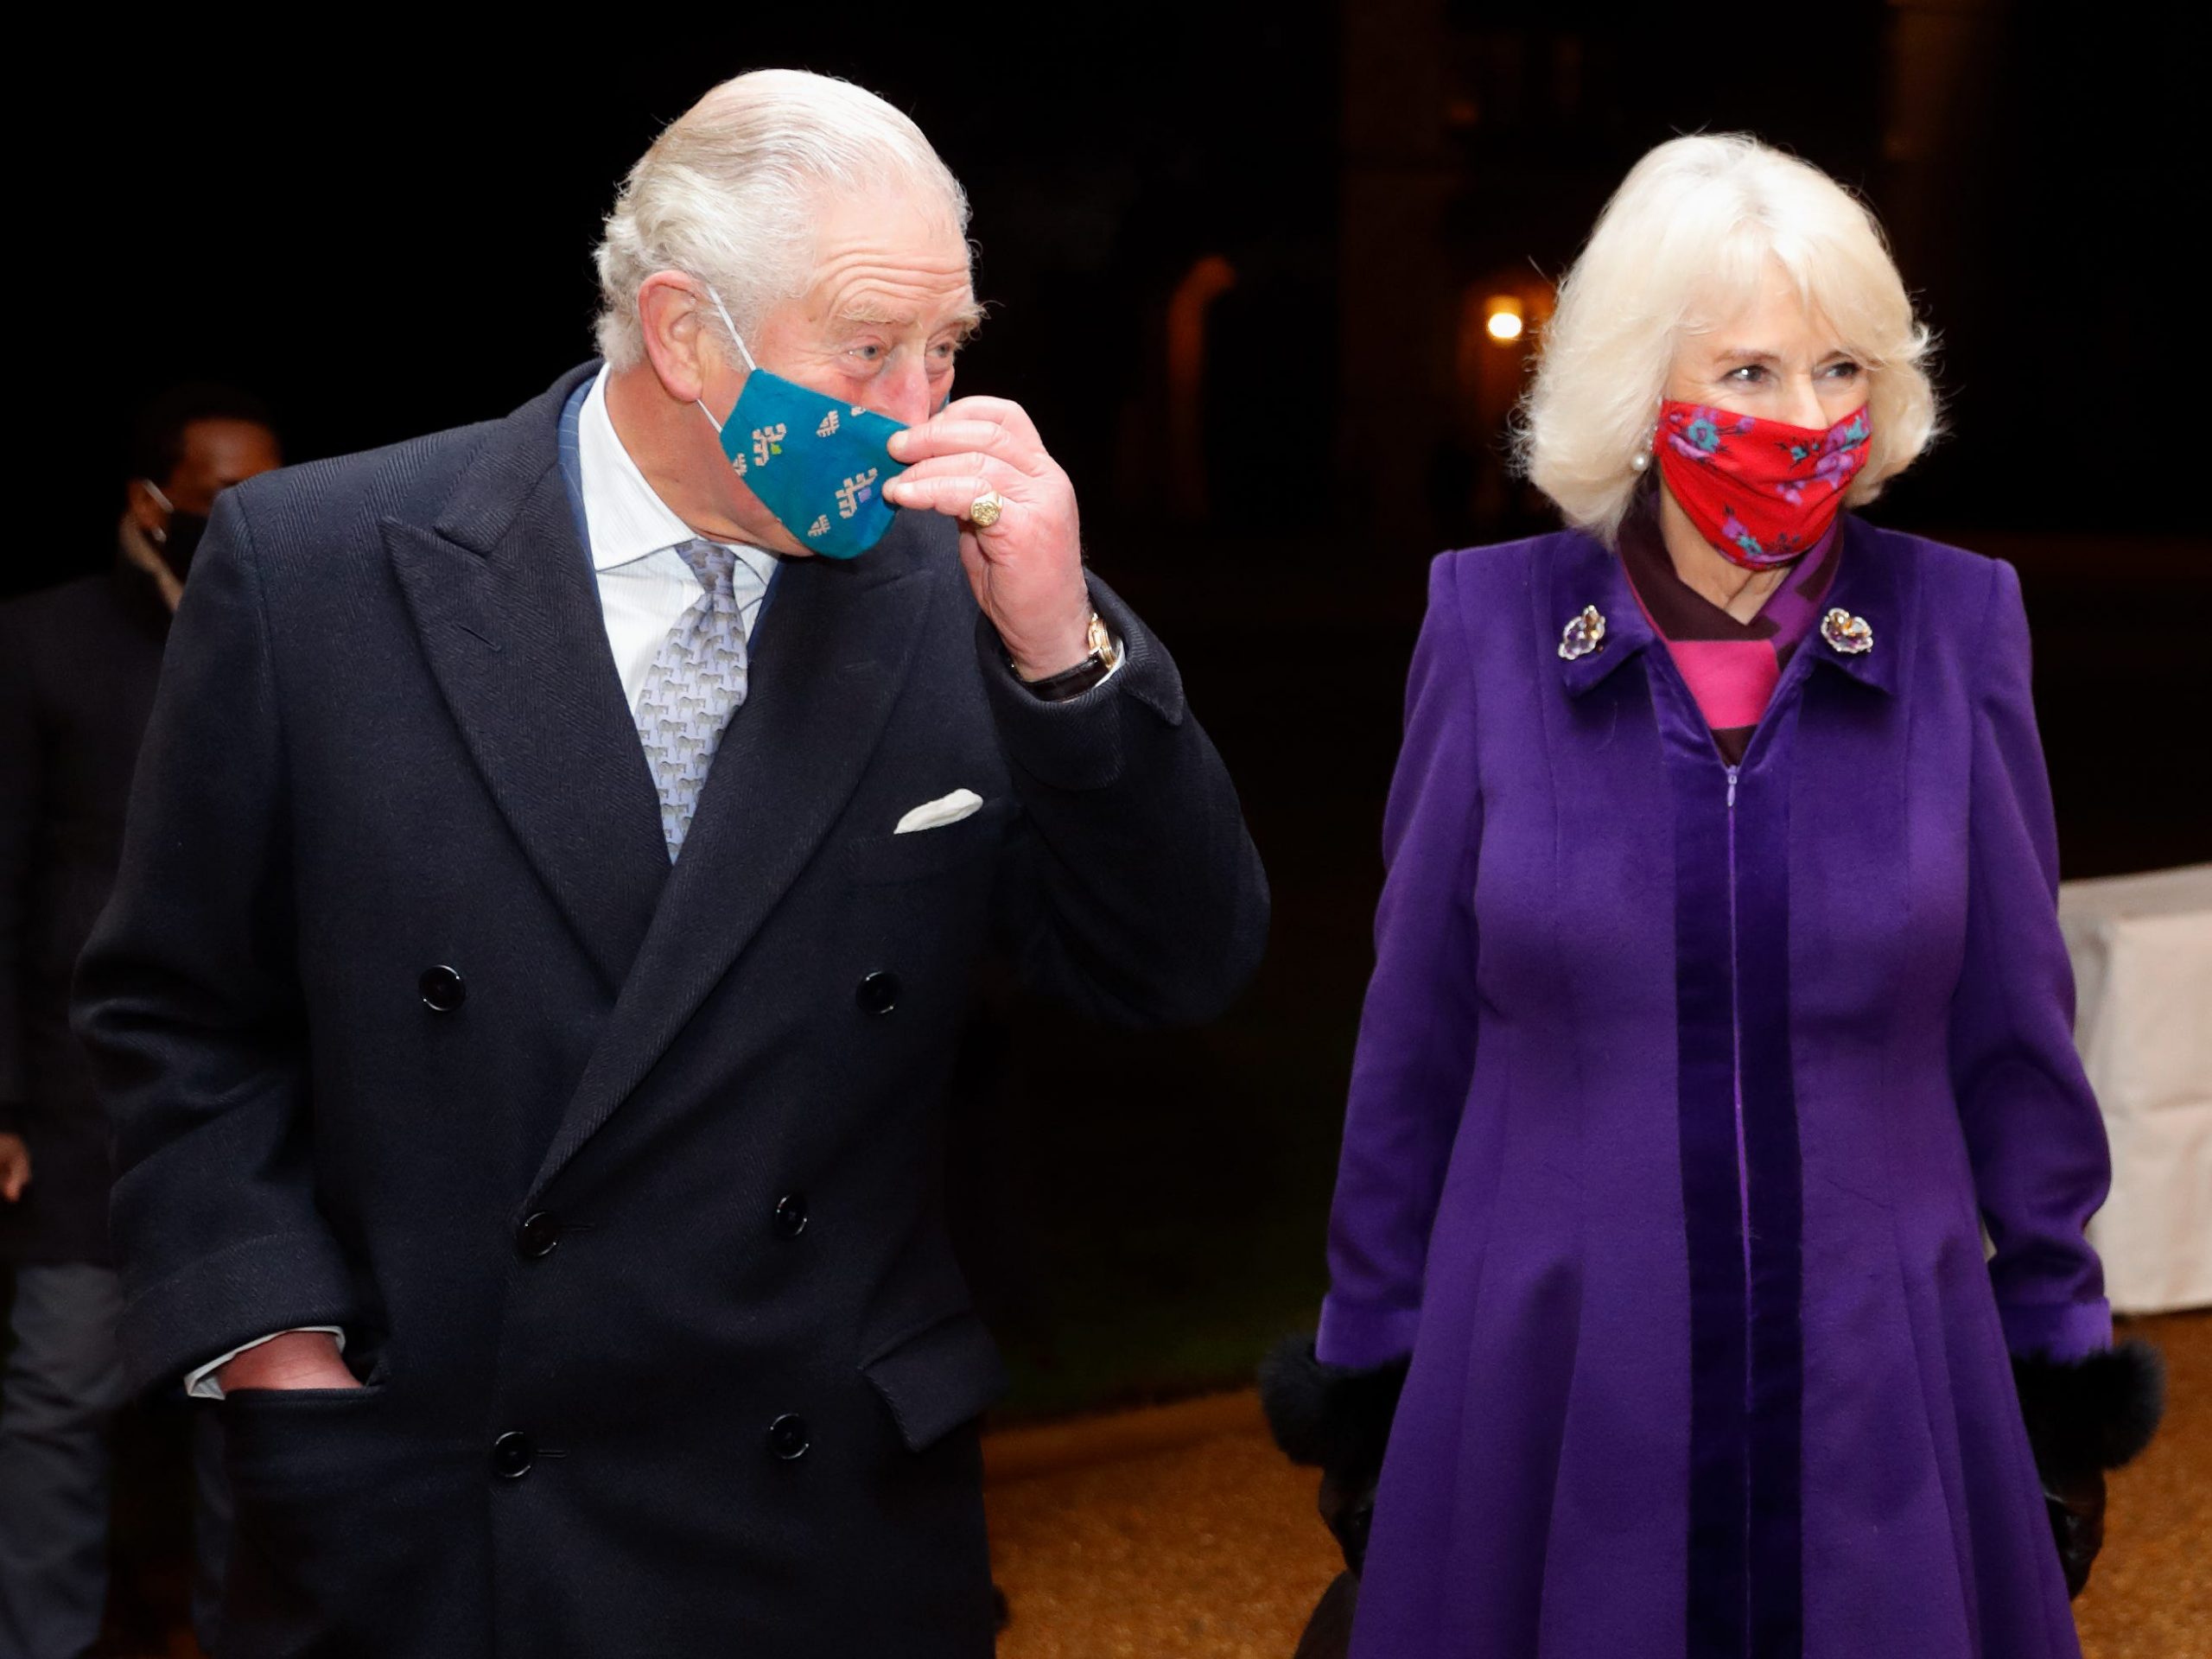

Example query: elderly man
[74,70,1267,1657]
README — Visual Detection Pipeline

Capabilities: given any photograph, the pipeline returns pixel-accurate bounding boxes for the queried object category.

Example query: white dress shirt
[574,365,779,707]
[185,370,781,1399]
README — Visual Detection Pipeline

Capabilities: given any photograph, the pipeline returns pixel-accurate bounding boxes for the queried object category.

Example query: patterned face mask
[1654,400,1872,569]
[696,287,911,560]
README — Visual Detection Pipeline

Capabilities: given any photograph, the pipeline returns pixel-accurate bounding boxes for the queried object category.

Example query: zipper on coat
[1725,764,1747,1263]
[1726,760,1753,1644]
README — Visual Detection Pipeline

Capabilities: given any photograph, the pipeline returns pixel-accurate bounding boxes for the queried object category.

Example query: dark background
[22,2,2207,1423]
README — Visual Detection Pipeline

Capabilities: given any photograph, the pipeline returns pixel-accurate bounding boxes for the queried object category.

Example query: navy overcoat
[75,364,1268,1657]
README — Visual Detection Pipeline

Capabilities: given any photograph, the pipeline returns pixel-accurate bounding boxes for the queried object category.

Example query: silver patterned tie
[634,539,751,859]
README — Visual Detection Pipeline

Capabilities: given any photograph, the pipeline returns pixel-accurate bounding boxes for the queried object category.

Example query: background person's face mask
[696,288,911,560]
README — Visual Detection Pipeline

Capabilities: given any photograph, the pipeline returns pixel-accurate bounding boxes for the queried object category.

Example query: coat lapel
[1802,516,1903,699]
[385,366,671,990]
[1549,517,1904,707]
[1549,529,1658,702]
[526,511,948,1198]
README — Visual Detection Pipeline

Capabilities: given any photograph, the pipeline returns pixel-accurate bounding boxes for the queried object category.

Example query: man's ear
[636,273,721,406]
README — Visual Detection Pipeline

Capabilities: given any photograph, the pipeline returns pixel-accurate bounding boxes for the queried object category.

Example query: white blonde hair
[593,69,970,369]
[1518,132,1939,543]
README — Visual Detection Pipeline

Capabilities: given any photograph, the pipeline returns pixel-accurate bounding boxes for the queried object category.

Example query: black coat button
[766,1414,810,1460]
[419,965,467,1013]
[490,1431,534,1479]
[772,1192,808,1239]
[517,1212,563,1260]
[855,971,899,1015]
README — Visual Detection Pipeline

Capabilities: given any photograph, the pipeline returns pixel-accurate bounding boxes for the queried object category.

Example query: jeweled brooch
[1821,607,1873,655]
[1558,604,1606,661]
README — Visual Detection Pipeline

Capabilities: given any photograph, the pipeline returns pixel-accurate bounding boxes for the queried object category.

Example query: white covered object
[2057,863,2212,1314]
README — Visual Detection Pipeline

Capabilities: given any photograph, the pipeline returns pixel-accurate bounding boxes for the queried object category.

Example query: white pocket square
[894,788,984,835]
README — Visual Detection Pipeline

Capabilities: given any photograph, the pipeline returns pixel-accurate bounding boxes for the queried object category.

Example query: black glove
[1260,1333,1408,1577]
[2011,1339,2164,1599]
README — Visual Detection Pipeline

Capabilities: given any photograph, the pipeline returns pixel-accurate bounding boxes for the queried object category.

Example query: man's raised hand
[884,397,1093,681]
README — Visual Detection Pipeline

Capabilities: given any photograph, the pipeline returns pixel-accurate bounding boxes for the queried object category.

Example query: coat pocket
[844,797,1017,887]
[220,1376,395,1506]
[217,1372,460,1658]
[861,1309,1010,1453]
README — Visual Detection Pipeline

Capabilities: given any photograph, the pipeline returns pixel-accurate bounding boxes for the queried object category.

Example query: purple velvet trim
[1315,1300,1427,1372]
[1999,1298,2115,1365]
[1668,722,1751,1659]
[1652,643,1808,1659]
[1736,724,1805,1658]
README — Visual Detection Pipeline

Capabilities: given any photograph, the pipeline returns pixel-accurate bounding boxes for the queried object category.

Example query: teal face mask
[697,288,910,561]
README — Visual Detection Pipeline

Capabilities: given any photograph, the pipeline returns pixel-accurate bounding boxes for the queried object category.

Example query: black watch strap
[1021,651,1116,702]
[1014,611,1122,702]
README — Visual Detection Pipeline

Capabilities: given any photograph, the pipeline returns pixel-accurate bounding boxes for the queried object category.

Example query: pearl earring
[1629,451,1649,474]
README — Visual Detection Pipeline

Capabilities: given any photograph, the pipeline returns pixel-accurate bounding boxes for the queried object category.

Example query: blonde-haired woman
[1265,134,2161,1659]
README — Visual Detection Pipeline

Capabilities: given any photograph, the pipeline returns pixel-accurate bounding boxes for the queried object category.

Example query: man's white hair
[1518,133,1939,544]
[594,69,970,370]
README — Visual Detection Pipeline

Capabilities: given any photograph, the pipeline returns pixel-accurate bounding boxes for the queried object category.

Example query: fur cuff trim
[2012,1338,2164,1488]
[1259,1333,1408,1474]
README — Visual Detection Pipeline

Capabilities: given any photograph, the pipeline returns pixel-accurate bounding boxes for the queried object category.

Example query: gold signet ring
[968,490,1006,529]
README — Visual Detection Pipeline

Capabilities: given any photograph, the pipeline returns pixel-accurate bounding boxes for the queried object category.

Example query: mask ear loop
[693,285,757,433]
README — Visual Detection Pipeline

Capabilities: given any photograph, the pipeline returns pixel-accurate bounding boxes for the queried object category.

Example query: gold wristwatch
[1021,611,1123,702]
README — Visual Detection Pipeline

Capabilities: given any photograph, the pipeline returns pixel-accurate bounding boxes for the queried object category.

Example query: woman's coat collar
[1550,515,1898,701]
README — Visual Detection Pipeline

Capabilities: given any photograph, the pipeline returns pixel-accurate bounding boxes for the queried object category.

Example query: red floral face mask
[1653,401,1872,569]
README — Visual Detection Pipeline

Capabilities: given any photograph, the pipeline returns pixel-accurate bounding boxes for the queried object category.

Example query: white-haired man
[75,70,1268,1656]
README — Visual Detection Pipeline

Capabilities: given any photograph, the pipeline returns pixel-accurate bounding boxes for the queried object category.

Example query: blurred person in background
[73,68,1264,1659]
[1264,135,2161,1659]
[1,385,280,1658]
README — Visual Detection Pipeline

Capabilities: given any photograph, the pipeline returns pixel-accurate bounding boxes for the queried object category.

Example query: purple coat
[1316,518,2111,1659]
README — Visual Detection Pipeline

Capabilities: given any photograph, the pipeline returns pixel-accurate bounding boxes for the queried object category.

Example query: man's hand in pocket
[219,1330,362,1393]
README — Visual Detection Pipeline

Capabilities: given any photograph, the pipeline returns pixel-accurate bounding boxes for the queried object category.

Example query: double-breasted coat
[73,364,1269,1657]
[1315,519,2110,1658]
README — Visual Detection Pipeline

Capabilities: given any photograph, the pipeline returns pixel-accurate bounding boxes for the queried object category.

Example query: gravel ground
[989,1423,1338,1659]
[985,1308,2209,1658]
[2075,1310,2212,1657]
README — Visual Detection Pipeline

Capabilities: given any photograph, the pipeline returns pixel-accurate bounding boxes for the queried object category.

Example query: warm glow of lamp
[1484,297,1525,343]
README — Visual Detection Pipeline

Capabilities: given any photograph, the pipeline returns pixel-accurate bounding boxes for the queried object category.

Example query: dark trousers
[0,1265,230,1659]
